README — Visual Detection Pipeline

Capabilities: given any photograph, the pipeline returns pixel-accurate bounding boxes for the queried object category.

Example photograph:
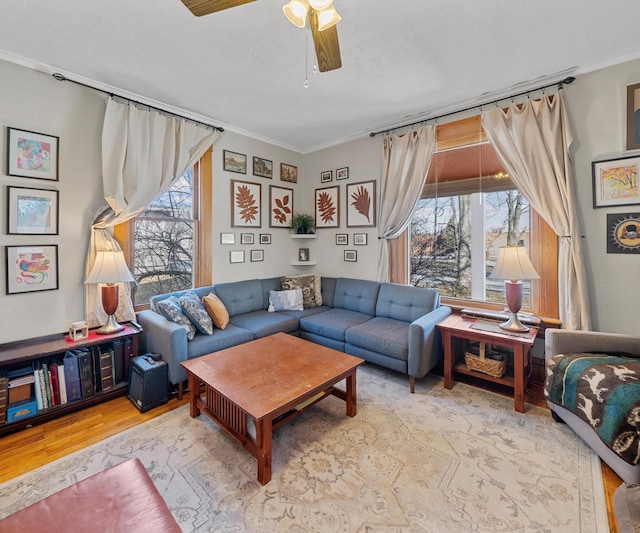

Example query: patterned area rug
[0,365,608,532]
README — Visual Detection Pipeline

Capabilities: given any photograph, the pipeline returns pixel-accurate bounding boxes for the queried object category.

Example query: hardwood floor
[0,383,621,532]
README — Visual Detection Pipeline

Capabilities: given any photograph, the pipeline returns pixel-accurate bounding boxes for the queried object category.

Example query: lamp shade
[489,246,539,281]
[283,0,309,28]
[85,251,135,284]
[316,4,341,31]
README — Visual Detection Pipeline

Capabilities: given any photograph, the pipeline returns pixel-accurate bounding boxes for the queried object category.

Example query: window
[115,148,212,311]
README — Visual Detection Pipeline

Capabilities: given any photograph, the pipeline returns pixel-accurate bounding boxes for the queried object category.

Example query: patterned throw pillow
[280,274,322,308]
[179,291,213,335]
[202,293,230,330]
[268,289,304,312]
[156,296,196,341]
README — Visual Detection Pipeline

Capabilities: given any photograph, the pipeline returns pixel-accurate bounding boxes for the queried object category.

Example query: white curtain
[85,98,220,327]
[482,92,591,330]
[377,125,436,282]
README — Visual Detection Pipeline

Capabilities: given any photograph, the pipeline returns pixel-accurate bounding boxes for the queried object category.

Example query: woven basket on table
[464,342,506,378]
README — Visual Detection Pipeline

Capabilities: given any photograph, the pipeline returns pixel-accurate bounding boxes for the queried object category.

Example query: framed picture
[7,127,59,181]
[220,232,235,244]
[253,156,273,179]
[8,186,59,235]
[627,83,640,151]
[607,213,640,254]
[321,170,333,183]
[231,179,261,227]
[269,185,293,228]
[260,233,272,244]
[315,185,340,228]
[229,250,245,263]
[592,155,640,208]
[223,150,247,174]
[344,249,357,262]
[336,167,349,180]
[336,233,348,245]
[241,233,254,244]
[354,233,368,245]
[250,249,264,262]
[347,180,377,227]
[298,248,309,262]
[6,244,59,294]
[280,163,298,183]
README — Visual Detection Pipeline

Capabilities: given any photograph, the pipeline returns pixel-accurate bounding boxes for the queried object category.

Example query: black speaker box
[127,354,168,412]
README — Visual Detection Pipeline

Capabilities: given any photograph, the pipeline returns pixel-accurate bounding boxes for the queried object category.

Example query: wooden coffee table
[180,332,364,484]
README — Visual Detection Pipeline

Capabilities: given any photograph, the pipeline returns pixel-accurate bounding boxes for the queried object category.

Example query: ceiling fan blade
[181,0,256,17]
[310,10,342,72]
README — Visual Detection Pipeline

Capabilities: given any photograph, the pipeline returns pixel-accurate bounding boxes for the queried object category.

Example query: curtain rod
[51,72,225,133]
[369,76,575,137]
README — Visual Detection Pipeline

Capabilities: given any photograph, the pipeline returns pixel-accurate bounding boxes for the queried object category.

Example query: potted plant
[290,212,315,234]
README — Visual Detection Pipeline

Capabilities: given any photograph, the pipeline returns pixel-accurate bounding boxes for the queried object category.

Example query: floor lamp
[85,250,135,334]
[489,246,539,332]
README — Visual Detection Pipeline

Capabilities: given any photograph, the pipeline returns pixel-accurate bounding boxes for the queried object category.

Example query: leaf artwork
[350,186,371,222]
[273,194,291,224]
[235,184,258,223]
[317,192,336,223]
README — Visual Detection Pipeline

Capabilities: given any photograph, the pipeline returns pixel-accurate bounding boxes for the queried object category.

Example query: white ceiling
[1,0,640,153]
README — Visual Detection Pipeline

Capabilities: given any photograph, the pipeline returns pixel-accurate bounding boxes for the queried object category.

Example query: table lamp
[85,250,135,334]
[489,245,539,332]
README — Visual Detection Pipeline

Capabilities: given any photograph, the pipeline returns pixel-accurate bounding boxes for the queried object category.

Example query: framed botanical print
[315,185,339,228]
[223,150,247,174]
[6,244,59,294]
[269,185,293,228]
[231,180,261,227]
[592,155,640,208]
[8,186,59,235]
[7,127,59,181]
[347,180,376,227]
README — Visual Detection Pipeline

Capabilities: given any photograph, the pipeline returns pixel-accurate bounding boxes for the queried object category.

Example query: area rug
[0,365,608,532]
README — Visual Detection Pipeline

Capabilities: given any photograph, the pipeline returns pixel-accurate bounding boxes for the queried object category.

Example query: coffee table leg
[346,370,357,417]
[255,417,273,485]
[187,371,200,418]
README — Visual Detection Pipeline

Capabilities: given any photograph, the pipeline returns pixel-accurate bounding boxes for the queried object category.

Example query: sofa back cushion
[150,286,212,313]
[332,278,380,316]
[321,277,337,308]
[213,279,264,317]
[260,277,283,309]
[376,283,440,322]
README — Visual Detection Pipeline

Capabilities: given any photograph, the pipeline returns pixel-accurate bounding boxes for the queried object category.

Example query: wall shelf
[290,261,317,266]
[290,234,316,239]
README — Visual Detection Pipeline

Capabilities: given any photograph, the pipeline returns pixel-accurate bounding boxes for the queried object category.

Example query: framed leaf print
[269,185,293,228]
[315,185,339,228]
[347,181,376,227]
[231,179,261,227]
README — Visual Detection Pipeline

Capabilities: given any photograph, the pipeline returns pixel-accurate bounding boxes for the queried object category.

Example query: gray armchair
[545,329,640,484]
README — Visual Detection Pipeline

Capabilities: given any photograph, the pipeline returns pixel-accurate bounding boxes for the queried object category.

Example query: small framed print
[592,155,640,208]
[298,248,310,262]
[253,156,273,179]
[230,250,245,263]
[241,233,254,244]
[347,180,377,227]
[6,244,59,294]
[223,150,247,174]
[627,83,640,151]
[607,213,640,253]
[321,170,332,183]
[231,179,261,227]
[250,249,264,262]
[336,233,348,245]
[315,185,340,228]
[354,233,368,245]
[7,127,59,181]
[220,232,235,245]
[344,249,357,262]
[281,163,298,183]
[336,167,349,180]
[260,233,272,244]
[8,186,59,235]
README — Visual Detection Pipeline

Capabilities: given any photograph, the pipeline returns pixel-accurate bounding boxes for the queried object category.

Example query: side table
[436,314,538,413]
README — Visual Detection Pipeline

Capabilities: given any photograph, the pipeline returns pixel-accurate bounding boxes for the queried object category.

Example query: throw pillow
[179,291,213,335]
[156,296,196,341]
[268,289,304,312]
[280,274,322,308]
[203,292,230,329]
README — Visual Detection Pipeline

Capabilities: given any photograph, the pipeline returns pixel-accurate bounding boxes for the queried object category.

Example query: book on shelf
[63,351,82,402]
[99,346,115,392]
[57,361,68,404]
[50,363,61,406]
[42,361,52,408]
[112,340,125,383]
[76,348,94,399]
[0,369,8,424]
[33,362,44,410]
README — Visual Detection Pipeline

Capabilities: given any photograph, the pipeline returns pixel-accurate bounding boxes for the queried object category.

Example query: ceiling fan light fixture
[316,4,341,31]
[283,0,310,28]
[308,0,333,9]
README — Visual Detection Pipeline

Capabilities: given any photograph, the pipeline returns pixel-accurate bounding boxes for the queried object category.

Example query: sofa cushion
[321,277,337,308]
[179,291,214,335]
[300,308,373,342]
[268,289,303,312]
[260,277,283,309]
[156,296,196,341]
[214,279,264,316]
[279,305,331,320]
[346,317,409,360]
[186,324,254,358]
[376,283,440,322]
[230,310,299,338]
[332,278,380,316]
[203,293,230,330]
[281,274,322,308]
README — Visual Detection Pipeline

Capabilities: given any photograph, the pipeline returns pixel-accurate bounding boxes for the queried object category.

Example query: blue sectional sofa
[137,276,451,397]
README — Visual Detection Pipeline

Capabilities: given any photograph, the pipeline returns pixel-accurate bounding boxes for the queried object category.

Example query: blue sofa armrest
[408,305,452,378]
[138,309,188,386]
